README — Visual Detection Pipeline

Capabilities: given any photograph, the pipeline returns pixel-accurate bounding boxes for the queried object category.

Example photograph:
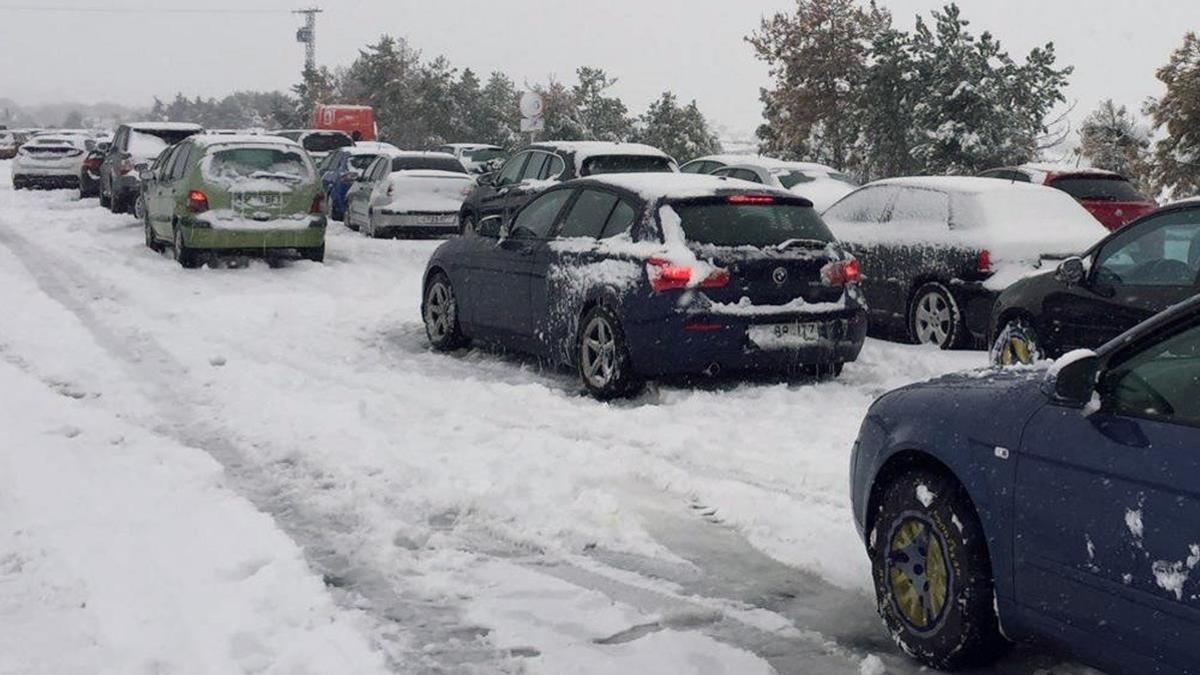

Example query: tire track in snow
[0,222,520,674]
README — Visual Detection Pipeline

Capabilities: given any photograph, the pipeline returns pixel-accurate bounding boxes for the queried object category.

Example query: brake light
[310,192,324,215]
[646,258,730,292]
[83,157,102,171]
[187,190,209,213]
[386,183,394,198]
[977,249,993,274]
[822,258,861,286]
[727,194,775,205]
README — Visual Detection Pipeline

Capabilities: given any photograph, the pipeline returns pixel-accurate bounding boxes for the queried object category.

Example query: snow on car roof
[345,142,399,154]
[873,175,1061,194]
[28,135,85,147]
[579,173,796,201]
[1019,162,1119,177]
[441,143,502,150]
[391,151,458,159]
[190,134,301,148]
[691,154,841,174]
[534,141,671,160]
[126,122,204,132]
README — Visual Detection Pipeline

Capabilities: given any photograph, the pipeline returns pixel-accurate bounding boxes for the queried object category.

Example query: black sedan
[992,199,1200,364]
[422,174,868,398]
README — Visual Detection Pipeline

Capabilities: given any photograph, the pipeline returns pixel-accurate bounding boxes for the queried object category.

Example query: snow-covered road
[0,162,1089,674]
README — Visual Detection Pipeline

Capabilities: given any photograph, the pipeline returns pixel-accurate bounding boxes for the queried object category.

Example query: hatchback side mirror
[343,170,361,183]
[1050,350,1100,406]
[477,215,504,238]
[1055,257,1086,287]
[478,172,496,187]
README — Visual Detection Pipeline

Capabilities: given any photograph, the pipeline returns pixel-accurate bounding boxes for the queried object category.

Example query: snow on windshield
[202,146,313,189]
[127,131,169,159]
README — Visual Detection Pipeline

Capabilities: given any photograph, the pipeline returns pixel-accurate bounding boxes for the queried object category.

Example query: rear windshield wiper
[775,238,828,251]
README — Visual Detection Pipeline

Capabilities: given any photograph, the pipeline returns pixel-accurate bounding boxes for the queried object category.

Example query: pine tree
[1144,32,1200,199]
[478,72,520,148]
[1078,100,1149,180]
[631,92,721,162]
[572,67,631,141]
[854,24,917,179]
[291,65,339,127]
[747,0,889,167]
[535,78,586,141]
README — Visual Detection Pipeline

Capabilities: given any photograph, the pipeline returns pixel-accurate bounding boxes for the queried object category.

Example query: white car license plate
[748,322,823,349]
[414,214,455,225]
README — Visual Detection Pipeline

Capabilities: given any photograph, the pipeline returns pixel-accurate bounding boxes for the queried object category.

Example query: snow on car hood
[378,170,473,214]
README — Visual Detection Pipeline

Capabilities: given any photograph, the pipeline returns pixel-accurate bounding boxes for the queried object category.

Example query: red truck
[311,105,377,142]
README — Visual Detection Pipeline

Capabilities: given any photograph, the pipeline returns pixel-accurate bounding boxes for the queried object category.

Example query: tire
[144,212,163,252]
[423,272,467,351]
[99,181,111,208]
[909,282,964,350]
[109,189,124,214]
[366,210,385,239]
[577,305,642,400]
[459,212,476,237]
[133,194,147,222]
[302,244,325,263]
[990,318,1043,367]
[172,224,200,269]
[345,208,360,232]
[869,468,1010,670]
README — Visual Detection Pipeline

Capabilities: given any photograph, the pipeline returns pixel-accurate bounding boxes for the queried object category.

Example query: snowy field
[0,161,1091,674]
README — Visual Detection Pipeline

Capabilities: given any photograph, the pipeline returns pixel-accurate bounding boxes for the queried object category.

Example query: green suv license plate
[747,322,823,349]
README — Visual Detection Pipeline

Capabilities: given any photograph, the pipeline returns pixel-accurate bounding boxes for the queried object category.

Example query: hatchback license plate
[748,322,823,348]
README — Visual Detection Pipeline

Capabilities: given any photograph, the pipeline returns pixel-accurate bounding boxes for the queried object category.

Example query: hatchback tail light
[309,192,324,215]
[977,249,993,274]
[821,258,861,286]
[187,190,209,213]
[646,258,730,293]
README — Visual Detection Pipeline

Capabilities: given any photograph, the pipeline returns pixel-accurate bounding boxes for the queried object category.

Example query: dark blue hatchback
[421,174,868,398]
[851,294,1200,674]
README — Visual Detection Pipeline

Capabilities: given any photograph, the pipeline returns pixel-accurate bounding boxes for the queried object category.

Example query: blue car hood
[869,367,1050,452]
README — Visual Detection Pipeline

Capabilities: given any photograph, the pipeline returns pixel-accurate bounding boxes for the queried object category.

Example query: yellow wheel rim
[887,517,950,631]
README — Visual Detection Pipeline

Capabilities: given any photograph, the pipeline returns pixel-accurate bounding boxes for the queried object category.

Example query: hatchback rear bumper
[373,211,459,236]
[626,308,868,377]
[13,173,79,189]
[181,221,326,250]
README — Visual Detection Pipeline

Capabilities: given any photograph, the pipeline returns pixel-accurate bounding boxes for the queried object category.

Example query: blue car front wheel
[869,468,1009,669]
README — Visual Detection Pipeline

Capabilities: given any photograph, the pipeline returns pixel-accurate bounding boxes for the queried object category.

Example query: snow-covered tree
[1078,99,1149,180]
[1144,32,1200,199]
[630,92,721,163]
[476,72,521,148]
[572,67,632,141]
[747,0,890,167]
[906,5,1071,175]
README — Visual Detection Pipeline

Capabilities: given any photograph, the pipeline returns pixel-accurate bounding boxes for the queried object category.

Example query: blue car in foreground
[422,174,868,398]
[851,294,1200,674]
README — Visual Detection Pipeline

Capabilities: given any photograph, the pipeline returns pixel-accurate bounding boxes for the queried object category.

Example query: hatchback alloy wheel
[423,273,466,350]
[581,316,617,390]
[914,293,951,346]
[991,319,1042,366]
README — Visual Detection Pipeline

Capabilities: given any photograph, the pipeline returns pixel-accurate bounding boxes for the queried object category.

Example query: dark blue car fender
[852,371,1050,617]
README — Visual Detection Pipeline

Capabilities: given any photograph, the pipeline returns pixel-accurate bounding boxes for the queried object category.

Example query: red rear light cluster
[822,258,861,286]
[977,249,993,274]
[187,190,209,214]
[727,194,776,205]
[310,192,324,215]
[83,157,102,171]
[646,258,730,293]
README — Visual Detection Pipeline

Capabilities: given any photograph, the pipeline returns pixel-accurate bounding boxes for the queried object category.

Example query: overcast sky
[1,0,1197,138]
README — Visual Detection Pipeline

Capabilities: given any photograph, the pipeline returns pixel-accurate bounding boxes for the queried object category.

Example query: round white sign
[519,91,545,118]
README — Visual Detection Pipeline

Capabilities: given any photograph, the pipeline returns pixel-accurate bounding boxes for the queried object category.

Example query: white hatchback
[12,135,88,190]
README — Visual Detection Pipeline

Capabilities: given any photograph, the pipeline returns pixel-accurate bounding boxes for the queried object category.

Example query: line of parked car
[6,117,1199,673]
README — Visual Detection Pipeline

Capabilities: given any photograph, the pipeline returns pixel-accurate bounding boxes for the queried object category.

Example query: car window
[735,169,763,183]
[168,145,192,180]
[540,154,566,180]
[581,155,674,176]
[824,185,899,223]
[511,189,572,240]
[372,157,392,181]
[670,198,834,247]
[521,151,551,181]
[1102,319,1200,426]
[156,146,179,180]
[1095,210,1200,287]
[496,152,528,186]
[600,199,638,239]
[888,188,950,227]
[559,189,619,239]
[349,154,378,171]
[679,160,712,174]
[1051,176,1149,202]
[712,167,738,179]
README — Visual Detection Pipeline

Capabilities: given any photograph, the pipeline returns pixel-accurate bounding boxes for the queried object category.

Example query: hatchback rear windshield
[205,147,312,183]
[390,156,466,173]
[670,199,835,247]
[1051,176,1149,202]
[303,133,353,153]
[129,129,198,158]
[775,170,859,191]
[582,155,674,176]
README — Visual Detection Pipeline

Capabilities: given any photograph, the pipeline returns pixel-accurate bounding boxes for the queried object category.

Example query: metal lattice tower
[293,7,323,72]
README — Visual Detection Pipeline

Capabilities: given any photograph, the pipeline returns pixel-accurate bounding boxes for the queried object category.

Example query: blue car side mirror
[1050,350,1100,406]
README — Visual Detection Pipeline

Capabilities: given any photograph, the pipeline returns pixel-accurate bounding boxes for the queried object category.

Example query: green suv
[141,135,327,267]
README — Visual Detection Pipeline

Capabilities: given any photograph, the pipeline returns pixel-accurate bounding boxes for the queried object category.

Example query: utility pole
[293,7,323,72]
